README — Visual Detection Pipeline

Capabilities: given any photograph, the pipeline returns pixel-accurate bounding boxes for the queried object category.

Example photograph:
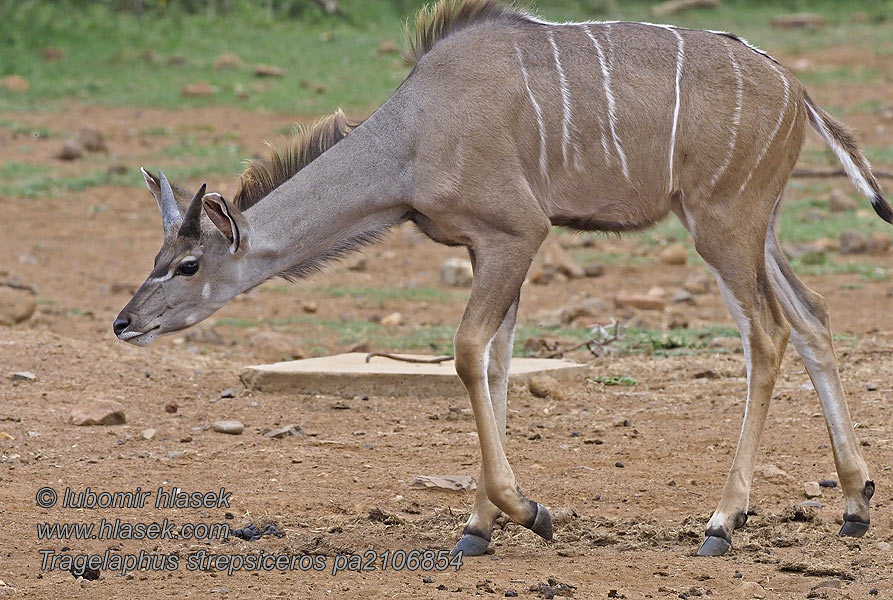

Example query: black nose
[113,316,131,336]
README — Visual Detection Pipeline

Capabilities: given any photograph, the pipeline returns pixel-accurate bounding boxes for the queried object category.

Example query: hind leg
[765,219,874,536]
[679,203,791,556]
[453,294,519,556]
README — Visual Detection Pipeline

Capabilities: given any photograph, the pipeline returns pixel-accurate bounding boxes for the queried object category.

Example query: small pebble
[219,388,236,399]
[212,420,244,435]
[866,383,877,391]
[422,576,432,584]
[10,371,37,381]
[505,591,518,598]
[615,461,625,468]
[818,479,837,488]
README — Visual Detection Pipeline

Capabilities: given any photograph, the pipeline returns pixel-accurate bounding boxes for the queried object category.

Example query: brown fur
[234,110,358,211]
[405,0,530,66]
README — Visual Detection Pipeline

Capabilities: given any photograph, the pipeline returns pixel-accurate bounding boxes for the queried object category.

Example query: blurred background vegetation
[2,0,891,114]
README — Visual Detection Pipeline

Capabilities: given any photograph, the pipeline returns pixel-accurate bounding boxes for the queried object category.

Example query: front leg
[452,227,552,554]
[453,296,518,556]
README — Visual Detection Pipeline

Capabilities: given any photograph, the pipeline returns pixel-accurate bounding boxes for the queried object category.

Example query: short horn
[158,171,183,236]
[178,183,208,239]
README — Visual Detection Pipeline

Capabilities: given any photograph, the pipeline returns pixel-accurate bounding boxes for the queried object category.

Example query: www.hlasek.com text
[40,549,464,577]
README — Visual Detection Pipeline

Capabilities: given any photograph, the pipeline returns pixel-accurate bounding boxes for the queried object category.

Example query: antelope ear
[202,193,249,253]
[140,166,193,215]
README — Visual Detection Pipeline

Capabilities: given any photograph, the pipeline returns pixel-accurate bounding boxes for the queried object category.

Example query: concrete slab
[240,352,589,398]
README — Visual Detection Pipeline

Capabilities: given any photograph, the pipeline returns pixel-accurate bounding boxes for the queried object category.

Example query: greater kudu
[115,0,889,557]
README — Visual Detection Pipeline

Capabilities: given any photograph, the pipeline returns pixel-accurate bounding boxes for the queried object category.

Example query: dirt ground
[2,53,893,599]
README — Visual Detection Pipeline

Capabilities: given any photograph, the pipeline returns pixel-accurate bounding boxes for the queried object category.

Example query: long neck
[240,96,416,287]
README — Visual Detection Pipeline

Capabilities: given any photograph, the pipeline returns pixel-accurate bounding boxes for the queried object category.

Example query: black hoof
[697,536,731,556]
[451,532,491,557]
[839,519,869,538]
[529,503,553,541]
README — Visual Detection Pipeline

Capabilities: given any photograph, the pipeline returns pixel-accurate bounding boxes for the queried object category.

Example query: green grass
[319,285,466,305]
[1,0,890,114]
[589,375,638,386]
[790,254,889,281]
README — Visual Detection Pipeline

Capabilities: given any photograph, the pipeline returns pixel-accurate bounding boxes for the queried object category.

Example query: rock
[212,420,244,435]
[70,400,127,426]
[672,289,695,304]
[213,52,243,70]
[141,428,156,440]
[683,272,711,295]
[615,294,666,311]
[771,13,826,29]
[41,46,67,61]
[612,416,630,427]
[219,388,236,399]
[265,424,303,439]
[651,0,719,17]
[740,580,767,598]
[796,500,822,508]
[804,481,822,498]
[839,230,870,254]
[523,335,562,356]
[107,164,128,176]
[819,479,837,488]
[254,64,285,77]
[828,189,856,213]
[344,256,367,272]
[659,244,687,265]
[869,232,891,254]
[528,375,566,401]
[185,326,226,345]
[249,331,304,361]
[543,241,585,279]
[529,264,555,285]
[377,40,400,55]
[1,75,30,92]
[441,258,474,287]
[533,309,564,329]
[583,263,605,277]
[550,506,578,526]
[754,463,792,484]
[876,541,892,553]
[164,401,178,414]
[0,284,37,325]
[56,139,84,161]
[9,371,36,382]
[302,301,318,314]
[181,81,215,97]
[662,308,689,329]
[77,128,106,152]
[380,312,404,326]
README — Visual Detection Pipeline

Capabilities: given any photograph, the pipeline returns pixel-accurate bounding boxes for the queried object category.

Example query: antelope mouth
[118,325,161,346]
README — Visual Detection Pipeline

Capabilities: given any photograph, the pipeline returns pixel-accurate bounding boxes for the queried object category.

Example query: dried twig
[365,352,454,364]
[545,321,622,359]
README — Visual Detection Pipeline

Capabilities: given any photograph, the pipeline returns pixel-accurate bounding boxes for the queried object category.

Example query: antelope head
[113,169,252,345]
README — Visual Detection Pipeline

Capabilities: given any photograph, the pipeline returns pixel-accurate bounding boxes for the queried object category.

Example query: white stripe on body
[648,24,685,192]
[710,38,744,191]
[582,25,629,181]
[514,44,549,180]
[738,62,790,195]
[547,30,576,169]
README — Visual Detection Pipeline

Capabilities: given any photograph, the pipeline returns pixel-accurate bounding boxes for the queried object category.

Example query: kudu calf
[115,0,889,557]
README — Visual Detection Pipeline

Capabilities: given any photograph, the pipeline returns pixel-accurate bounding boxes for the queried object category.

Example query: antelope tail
[803,93,891,224]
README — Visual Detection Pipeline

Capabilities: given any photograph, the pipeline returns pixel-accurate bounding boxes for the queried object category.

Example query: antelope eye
[177,260,199,276]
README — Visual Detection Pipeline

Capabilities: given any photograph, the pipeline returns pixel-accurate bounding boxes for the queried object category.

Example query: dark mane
[405,0,532,66]
[234,109,358,211]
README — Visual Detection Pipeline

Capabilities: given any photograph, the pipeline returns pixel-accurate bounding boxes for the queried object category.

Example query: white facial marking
[515,44,548,180]
[202,282,211,299]
[583,25,629,181]
[145,270,174,284]
[710,38,744,191]
[547,30,575,168]
[738,62,790,195]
